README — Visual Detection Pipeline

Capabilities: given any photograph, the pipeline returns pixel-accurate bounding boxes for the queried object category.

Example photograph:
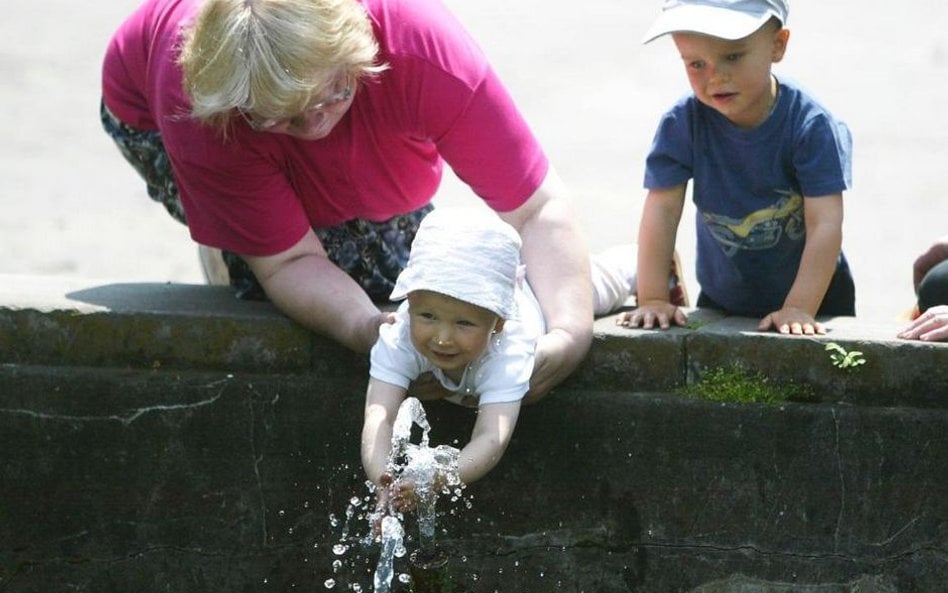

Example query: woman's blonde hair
[178,0,387,130]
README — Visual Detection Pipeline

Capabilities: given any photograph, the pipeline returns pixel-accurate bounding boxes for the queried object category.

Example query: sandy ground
[3,0,947,322]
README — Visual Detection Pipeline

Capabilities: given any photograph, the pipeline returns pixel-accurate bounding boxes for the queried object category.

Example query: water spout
[408,546,458,593]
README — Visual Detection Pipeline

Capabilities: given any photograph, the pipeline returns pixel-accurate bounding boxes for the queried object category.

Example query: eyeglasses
[239,73,353,131]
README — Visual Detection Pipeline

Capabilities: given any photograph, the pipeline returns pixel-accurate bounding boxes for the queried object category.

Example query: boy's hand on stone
[617,301,687,330]
[759,307,825,335]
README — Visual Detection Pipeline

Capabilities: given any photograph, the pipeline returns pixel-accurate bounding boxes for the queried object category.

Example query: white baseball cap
[390,208,522,319]
[642,0,789,44]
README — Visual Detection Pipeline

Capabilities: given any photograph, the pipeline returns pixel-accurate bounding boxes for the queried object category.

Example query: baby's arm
[618,184,688,330]
[457,401,522,485]
[759,194,843,335]
[361,377,408,486]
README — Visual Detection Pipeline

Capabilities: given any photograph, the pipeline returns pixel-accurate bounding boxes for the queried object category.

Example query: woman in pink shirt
[101,0,592,400]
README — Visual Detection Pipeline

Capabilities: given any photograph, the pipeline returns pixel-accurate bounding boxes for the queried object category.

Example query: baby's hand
[758,307,825,335]
[390,478,420,513]
[617,301,687,330]
[370,473,396,538]
[389,470,451,513]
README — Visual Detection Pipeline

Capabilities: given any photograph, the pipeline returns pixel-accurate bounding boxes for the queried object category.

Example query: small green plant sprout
[825,342,867,371]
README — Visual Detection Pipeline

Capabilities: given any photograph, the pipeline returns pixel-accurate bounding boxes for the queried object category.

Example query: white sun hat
[390,208,522,319]
[642,0,789,44]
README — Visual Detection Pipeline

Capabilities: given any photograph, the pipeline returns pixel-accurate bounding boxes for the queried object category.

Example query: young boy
[361,208,640,512]
[620,0,855,335]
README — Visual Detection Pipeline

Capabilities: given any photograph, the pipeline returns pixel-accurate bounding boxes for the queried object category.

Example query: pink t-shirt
[102,0,549,256]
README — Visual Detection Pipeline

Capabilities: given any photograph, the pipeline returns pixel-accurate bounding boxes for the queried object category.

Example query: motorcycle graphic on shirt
[701,191,804,258]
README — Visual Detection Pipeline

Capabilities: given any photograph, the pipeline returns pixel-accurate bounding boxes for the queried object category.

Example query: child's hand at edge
[616,301,688,330]
[758,307,826,335]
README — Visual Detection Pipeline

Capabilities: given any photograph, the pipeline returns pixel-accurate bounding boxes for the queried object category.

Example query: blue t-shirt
[644,77,853,316]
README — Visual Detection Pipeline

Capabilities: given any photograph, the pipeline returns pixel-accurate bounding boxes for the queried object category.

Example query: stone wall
[1,276,946,592]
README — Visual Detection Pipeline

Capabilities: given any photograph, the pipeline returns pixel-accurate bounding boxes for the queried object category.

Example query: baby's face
[407,291,503,378]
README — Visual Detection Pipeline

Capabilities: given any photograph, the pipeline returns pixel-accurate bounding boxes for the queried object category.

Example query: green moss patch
[679,365,814,405]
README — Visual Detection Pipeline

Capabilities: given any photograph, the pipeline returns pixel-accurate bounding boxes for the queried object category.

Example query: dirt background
[3,0,946,322]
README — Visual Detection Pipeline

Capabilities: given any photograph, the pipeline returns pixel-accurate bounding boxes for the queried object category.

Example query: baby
[361,207,644,514]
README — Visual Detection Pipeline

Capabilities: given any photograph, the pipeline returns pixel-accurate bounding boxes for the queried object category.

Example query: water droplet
[278,510,285,518]
[349,496,362,507]
[332,543,348,556]
[332,560,343,571]
[398,573,411,584]
[323,578,335,589]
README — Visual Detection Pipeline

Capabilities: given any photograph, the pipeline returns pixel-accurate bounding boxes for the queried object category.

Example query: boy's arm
[619,184,688,329]
[361,377,408,485]
[457,401,522,485]
[759,194,843,334]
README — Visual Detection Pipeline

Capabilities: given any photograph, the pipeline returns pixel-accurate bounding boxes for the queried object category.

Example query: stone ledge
[2,274,947,405]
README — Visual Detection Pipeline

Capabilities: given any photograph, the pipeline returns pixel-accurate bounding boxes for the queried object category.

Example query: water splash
[373,397,461,591]
[372,515,405,592]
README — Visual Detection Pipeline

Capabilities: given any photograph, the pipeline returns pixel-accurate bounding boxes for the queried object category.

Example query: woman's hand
[524,328,587,403]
